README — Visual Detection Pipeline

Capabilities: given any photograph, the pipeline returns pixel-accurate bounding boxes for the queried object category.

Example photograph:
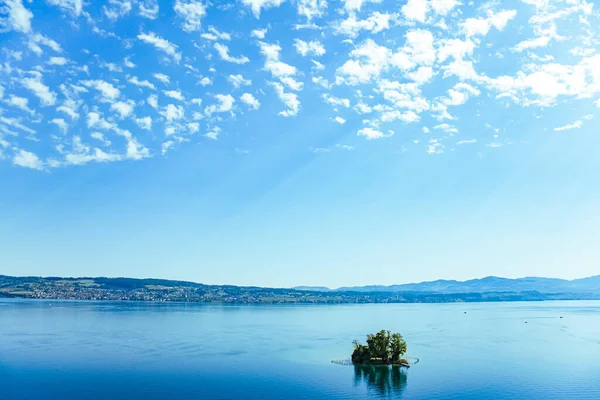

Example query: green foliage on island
[351,330,409,366]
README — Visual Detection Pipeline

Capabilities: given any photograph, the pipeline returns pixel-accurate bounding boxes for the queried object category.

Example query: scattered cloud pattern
[0,0,599,170]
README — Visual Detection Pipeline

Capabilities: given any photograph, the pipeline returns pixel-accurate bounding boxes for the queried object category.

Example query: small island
[351,330,410,367]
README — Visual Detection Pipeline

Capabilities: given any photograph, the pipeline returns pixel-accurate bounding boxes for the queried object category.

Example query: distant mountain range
[295,275,600,294]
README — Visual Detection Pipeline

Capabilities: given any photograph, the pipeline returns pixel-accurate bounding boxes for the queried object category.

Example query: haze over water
[2,299,600,399]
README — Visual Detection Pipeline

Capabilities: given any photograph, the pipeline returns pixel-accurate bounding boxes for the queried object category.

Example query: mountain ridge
[295,275,600,294]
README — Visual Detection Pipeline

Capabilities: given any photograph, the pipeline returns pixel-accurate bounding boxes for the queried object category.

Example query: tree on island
[351,330,408,366]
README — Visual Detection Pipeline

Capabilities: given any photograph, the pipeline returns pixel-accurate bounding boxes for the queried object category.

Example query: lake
[1,300,599,399]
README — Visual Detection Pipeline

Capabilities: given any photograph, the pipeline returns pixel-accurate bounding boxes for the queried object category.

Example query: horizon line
[2,273,598,290]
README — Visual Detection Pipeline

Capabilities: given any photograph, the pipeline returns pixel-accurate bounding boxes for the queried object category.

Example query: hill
[334,275,600,294]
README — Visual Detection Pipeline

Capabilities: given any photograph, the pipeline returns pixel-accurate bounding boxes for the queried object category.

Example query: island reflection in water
[354,365,408,397]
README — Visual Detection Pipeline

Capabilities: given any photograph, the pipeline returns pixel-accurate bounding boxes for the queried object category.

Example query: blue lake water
[1,299,599,399]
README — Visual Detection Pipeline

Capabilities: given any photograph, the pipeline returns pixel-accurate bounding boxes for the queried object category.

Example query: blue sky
[1,0,599,287]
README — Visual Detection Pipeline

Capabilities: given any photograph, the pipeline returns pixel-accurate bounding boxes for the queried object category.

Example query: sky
[1,0,599,288]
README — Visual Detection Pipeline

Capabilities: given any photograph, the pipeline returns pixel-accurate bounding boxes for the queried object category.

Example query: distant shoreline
[1,275,598,304]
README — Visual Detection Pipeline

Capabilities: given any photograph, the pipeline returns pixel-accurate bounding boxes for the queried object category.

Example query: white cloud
[297,0,327,21]
[241,0,285,18]
[434,123,458,133]
[194,77,210,87]
[91,132,111,146]
[161,104,185,121]
[334,116,346,124]
[200,26,231,41]
[266,59,297,77]
[437,38,475,63]
[380,86,430,112]
[86,111,116,130]
[430,0,458,15]
[0,115,35,134]
[110,100,135,119]
[378,109,420,123]
[13,149,43,170]
[512,36,551,53]
[229,74,252,88]
[294,39,326,56]
[51,118,68,134]
[187,122,200,134]
[23,76,57,106]
[442,59,478,80]
[147,94,159,109]
[259,42,298,79]
[251,28,267,39]
[126,138,150,160]
[136,116,152,130]
[280,77,304,91]
[312,76,332,89]
[554,120,583,131]
[482,54,600,106]
[1,0,33,33]
[101,62,123,73]
[161,140,174,154]
[202,126,220,140]
[311,59,325,71]
[153,73,170,84]
[6,95,34,114]
[402,29,435,66]
[401,0,428,23]
[138,32,181,63]
[124,57,136,68]
[335,12,394,38]
[336,39,390,85]
[62,136,124,166]
[456,139,476,145]
[323,94,350,108]
[49,56,69,65]
[46,0,83,17]
[443,82,480,106]
[342,0,382,13]
[57,100,80,120]
[129,76,156,90]
[271,82,300,117]
[139,0,158,19]
[407,66,434,84]
[489,9,518,30]
[81,80,120,101]
[240,93,260,110]
[163,89,185,101]
[205,94,235,116]
[103,0,132,20]
[214,43,250,64]
[461,10,517,37]
[27,33,62,55]
[354,102,372,114]
[427,139,444,154]
[174,0,206,32]
[357,126,387,140]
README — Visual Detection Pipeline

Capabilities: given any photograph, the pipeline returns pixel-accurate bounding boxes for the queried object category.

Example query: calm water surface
[1,300,599,399]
